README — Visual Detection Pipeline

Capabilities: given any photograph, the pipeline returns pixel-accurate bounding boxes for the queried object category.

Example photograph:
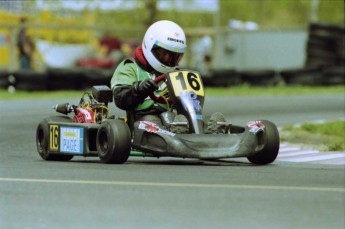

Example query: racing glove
[133,78,158,99]
[113,79,158,110]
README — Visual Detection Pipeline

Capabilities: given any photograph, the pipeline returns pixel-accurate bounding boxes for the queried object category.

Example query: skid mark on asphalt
[277,143,345,165]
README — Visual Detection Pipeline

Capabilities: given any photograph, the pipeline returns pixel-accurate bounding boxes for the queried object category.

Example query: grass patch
[205,85,344,96]
[0,85,344,100]
[281,120,345,151]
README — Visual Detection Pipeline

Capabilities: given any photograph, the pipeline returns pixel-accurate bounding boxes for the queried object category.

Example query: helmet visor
[151,44,184,67]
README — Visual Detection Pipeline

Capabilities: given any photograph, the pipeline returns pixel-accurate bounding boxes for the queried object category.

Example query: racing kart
[36,69,280,165]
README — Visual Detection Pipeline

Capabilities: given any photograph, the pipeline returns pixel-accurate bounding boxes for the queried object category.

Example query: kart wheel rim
[37,129,45,153]
[99,130,109,154]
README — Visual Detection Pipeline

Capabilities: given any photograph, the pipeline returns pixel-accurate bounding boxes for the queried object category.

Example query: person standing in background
[17,17,34,70]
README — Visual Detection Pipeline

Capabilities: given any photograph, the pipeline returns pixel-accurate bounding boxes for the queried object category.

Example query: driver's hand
[133,78,158,98]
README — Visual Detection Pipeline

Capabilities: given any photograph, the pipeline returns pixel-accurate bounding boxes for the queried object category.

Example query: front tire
[96,119,131,164]
[36,116,74,161]
[247,120,280,165]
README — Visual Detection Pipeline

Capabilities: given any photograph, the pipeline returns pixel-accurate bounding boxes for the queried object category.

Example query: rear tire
[247,120,280,165]
[96,119,131,164]
[36,116,74,161]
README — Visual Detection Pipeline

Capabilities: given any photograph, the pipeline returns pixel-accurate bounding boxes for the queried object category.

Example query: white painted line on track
[0,177,344,193]
[278,147,301,153]
[278,143,345,165]
[281,153,345,163]
[278,150,319,158]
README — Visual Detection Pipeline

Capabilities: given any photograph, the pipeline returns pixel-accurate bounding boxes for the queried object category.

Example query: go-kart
[36,69,280,165]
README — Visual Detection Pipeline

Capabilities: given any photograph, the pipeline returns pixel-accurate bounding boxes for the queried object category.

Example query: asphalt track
[0,94,344,229]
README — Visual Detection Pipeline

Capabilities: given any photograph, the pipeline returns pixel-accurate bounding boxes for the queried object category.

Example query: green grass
[205,85,345,96]
[281,121,345,151]
[0,85,344,100]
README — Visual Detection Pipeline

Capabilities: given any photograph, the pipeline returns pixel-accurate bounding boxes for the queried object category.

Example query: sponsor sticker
[60,127,84,154]
[180,91,202,112]
[79,108,92,121]
[139,121,175,136]
[247,121,265,134]
[195,114,203,120]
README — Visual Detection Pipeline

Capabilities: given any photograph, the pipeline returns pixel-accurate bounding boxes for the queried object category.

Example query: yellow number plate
[49,125,59,151]
[168,71,204,97]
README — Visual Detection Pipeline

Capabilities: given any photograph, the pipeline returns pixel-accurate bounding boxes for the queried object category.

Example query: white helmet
[142,20,187,74]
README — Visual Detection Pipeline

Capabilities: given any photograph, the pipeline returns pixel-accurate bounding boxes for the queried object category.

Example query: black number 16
[176,72,201,91]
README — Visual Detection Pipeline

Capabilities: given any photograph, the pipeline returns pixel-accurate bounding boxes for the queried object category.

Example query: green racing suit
[110,58,168,116]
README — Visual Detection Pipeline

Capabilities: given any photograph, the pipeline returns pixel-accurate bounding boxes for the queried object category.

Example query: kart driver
[111,20,226,134]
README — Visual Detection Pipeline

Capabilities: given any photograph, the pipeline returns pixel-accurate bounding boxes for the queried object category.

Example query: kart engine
[54,85,113,124]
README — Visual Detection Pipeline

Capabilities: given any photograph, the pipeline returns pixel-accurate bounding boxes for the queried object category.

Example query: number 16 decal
[50,125,59,151]
[169,71,204,96]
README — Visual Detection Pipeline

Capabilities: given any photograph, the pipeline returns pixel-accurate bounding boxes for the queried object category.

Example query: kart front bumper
[131,125,265,159]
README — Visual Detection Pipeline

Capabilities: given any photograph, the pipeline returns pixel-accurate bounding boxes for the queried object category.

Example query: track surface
[1,94,344,229]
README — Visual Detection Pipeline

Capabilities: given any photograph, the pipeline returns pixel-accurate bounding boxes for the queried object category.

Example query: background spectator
[17,17,35,70]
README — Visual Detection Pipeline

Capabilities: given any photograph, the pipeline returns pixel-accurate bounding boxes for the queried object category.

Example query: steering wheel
[149,75,172,105]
